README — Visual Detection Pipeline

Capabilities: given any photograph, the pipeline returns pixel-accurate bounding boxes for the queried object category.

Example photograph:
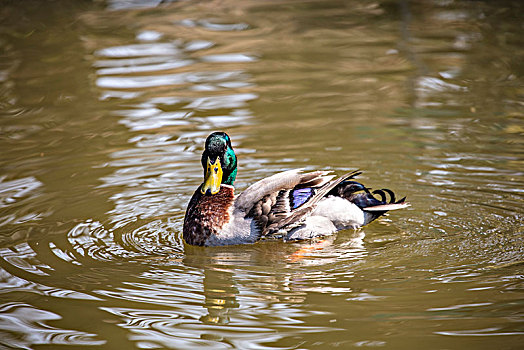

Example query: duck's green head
[200,131,237,195]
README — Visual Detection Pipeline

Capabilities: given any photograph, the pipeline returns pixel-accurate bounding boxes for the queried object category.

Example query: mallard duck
[183,132,409,246]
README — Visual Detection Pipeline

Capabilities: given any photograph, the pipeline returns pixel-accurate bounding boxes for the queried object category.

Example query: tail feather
[372,188,396,203]
[363,202,410,212]
[328,174,409,225]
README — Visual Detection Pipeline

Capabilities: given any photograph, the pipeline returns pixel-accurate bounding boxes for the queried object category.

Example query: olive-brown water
[1,0,523,348]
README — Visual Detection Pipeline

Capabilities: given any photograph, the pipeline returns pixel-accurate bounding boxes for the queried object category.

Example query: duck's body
[183,132,409,246]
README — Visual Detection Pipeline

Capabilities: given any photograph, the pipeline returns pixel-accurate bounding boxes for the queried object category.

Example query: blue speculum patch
[290,187,314,209]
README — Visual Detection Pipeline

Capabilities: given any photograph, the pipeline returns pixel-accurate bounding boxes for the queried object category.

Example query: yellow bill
[201,156,223,195]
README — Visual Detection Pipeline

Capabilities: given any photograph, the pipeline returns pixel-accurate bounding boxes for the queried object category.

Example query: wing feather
[234,170,361,237]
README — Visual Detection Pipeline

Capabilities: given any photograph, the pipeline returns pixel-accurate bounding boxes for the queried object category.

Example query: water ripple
[427,302,492,312]
[0,176,52,246]
[0,243,51,276]
[67,219,183,261]
[97,60,193,76]
[0,302,105,348]
[90,22,258,229]
[176,19,250,32]
[435,327,524,337]
[95,43,181,58]
[68,220,134,261]
[95,265,340,348]
[0,176,42,209]
[0,267,101,301]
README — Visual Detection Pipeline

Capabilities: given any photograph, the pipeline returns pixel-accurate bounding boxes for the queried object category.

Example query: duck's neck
[223,167,237,187]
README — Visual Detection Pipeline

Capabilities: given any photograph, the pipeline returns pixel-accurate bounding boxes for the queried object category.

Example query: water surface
[0,0,523,349]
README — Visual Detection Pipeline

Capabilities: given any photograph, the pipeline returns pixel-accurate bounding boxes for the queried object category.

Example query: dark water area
[0,0,523,348]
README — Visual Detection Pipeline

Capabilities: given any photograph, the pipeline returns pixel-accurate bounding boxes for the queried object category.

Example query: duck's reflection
[183,230,367,325]
[200,268,239,324]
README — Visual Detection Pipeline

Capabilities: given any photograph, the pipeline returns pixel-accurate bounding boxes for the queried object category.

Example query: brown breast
[183,185,235,246]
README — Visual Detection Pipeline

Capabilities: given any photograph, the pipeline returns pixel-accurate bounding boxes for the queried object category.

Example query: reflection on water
[0,0,523,349]
[0,302,105,348]
[91,17,258,233]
